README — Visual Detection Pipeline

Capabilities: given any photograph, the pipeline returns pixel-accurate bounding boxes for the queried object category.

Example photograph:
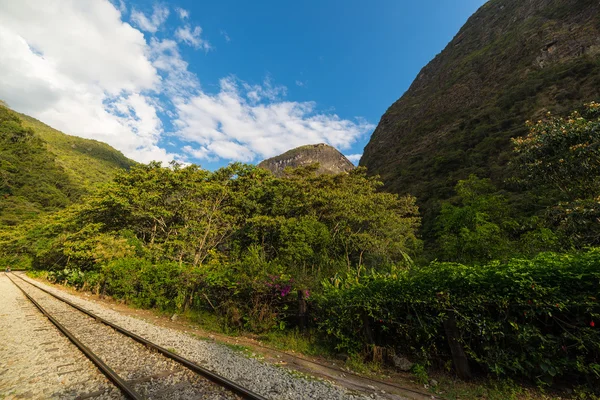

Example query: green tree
[512,102,600,246]
[0,105,80,224]
[435,175,515,264]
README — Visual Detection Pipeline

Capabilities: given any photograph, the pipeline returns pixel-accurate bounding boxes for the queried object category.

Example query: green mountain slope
[17,112,135,189]
[360,0,600,239]
[0,104,135,225]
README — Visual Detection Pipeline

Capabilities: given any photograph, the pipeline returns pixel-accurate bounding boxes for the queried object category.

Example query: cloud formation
[0,0,174,163]
[0,0,373,166]
[175,25,211,51]
[175,7,189,20]
[130,4,169,33]
[345,154,362,164]
[174,77,374,163]
[220,30,231,42]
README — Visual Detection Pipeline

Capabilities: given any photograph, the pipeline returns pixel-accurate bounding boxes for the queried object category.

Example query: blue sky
[0,0,487,169]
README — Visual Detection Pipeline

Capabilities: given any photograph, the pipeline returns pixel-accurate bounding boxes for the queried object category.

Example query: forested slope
[0,104,135,225]
[360,0,600,241]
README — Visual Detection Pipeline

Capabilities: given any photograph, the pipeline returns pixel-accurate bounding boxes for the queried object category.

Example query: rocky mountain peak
[258,143,355,177]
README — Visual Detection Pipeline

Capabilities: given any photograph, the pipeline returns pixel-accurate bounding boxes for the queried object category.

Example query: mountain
[258,143,355,176]
[360,0,600,237]
[0,104,135,225]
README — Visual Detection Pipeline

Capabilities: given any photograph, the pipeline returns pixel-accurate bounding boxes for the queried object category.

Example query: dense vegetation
[0,164,420,330]
[318,250,600,389]
[1,102,599,395]
[0,104,135,225]
[360,0,600,252]
[0,105,80,225]
[18,112,136,188]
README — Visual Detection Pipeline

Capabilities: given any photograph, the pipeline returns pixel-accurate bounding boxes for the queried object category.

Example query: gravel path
[17,273,380,400]
[0,273,121,400]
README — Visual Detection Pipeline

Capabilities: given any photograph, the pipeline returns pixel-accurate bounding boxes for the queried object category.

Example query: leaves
[317,249,600,389]
[512,102,600,246]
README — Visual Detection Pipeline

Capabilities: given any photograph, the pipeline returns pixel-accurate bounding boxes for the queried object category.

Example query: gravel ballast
[17,273,381,400]
[12,274,240,400]
[0,273,121,399]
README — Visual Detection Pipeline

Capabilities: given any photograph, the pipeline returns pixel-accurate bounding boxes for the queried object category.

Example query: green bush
[71,257,303,332]
[98,258,187,310]
[315,249,600,389]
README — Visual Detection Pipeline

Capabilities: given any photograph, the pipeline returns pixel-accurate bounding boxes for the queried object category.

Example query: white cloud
[295,80,306,87]
[130,5,169,33]
[0,0,373,168]
[0,0,176,164]
[175,7,189,20]
[345,154,362,164]
[243,77,286,103]
[220,30,231,42]
[175,25,211,51]
[110,0,127,14]
[174,77,374,163]
[148,38,199,97]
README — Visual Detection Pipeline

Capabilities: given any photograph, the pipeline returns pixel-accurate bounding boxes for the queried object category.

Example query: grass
[255,329,333,358]
[180,308,225,334]
[343,353,384,377]
[223,343,251,353]
[18,112,135,188]
[430,376,598,400]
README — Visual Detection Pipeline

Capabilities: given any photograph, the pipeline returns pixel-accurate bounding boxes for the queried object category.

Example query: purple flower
[280,285,291,297]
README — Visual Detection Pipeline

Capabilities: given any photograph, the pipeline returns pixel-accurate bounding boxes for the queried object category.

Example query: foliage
[0,105,78,224]
[17,112,135,187]
[435,175,559,264]
[512,102,600,246]
[316,249,600,390]
[435,175,515,263]
[0,104,134,225]
[3,162,420,333]
[62,162,421,279]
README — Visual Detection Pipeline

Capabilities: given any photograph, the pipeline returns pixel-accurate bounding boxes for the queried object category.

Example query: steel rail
[11,272,269,400]
[5,273,144,400]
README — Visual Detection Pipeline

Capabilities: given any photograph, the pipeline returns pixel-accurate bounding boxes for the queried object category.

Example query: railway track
[6,273,268,400]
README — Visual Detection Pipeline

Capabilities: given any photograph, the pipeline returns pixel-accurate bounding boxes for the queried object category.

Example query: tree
[435,175,514,264]
[512,102,600,246]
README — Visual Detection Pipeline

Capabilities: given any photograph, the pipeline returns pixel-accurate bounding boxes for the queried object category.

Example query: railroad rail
[6,272,268,400]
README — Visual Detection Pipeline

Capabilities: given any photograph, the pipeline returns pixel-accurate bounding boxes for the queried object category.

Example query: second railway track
[6,273,268,400]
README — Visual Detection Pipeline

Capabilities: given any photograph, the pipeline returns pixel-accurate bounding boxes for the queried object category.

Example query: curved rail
[5,273,144,400]
[9,272,268,400]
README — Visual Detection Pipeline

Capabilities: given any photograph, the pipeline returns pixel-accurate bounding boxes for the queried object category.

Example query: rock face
[360,0,600,235]
[258,144,355,177]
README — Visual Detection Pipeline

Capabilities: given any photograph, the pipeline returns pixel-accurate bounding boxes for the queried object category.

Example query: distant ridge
[0,104,135,224]
[258,143,355,177]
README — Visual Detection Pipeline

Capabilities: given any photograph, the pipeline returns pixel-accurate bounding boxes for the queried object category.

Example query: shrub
[315,249,600,389]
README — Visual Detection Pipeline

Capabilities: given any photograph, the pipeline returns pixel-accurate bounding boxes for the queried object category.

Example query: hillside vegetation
[1,1,600,395]
[0,104,134,225]
[2,103,598,395]
[360,0,600,248]
[18,112,135,188]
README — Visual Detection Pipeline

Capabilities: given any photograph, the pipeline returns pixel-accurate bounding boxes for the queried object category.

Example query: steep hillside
[258,143,355,176]
[0,104,135,225]
[360,0,600,236]
[17,113,135,188]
